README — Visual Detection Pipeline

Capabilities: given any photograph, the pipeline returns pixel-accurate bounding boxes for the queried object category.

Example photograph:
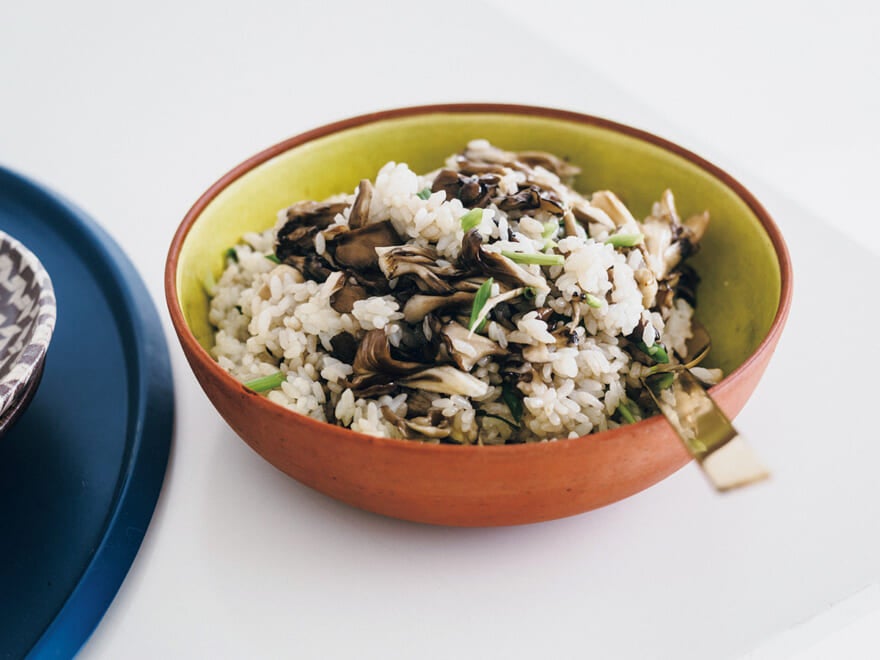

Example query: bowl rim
[0,229,57,417]
[165,102,793,456]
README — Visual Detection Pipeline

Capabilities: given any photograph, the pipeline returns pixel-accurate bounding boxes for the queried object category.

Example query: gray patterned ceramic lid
[0,231,56,420]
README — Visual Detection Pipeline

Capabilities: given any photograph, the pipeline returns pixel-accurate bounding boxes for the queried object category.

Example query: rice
[208,141,716,444]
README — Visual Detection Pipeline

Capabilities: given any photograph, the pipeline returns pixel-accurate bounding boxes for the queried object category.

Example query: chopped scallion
[244,371,286,393]
[417,187,432,200]
[617,398,642,424]
[460,208,484,231]
[584,292,603,308]
[265,253,281,264]
[500,251,565,267]
[224,247,238,262]
[468,277,494,332]
[541,218,559,239]
[617,401,636,424]
[638,340,669,364]
[605,232,644,248]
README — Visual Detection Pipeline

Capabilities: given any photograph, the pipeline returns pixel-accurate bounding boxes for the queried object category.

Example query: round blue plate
[0,167,173,659]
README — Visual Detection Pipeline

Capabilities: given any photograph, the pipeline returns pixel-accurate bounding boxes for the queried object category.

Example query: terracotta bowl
[166,104,792,526]
[0,231,56,438]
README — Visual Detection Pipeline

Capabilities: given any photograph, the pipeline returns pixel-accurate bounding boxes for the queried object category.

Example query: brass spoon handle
[642,368,769,492]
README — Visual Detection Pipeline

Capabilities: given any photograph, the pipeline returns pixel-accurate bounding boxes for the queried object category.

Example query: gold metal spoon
[641,324,770,492]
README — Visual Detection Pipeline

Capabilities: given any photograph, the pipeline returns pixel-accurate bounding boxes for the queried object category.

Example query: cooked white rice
[209,140,714,444]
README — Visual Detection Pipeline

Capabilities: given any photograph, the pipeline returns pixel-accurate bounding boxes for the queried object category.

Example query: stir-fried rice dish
[209,140,721,444]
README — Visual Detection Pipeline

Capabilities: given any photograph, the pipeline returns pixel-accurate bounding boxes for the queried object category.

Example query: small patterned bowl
[0,231,56,436]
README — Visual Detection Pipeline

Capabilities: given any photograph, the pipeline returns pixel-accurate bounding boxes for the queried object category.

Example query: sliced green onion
[523,286,537,300]
[468,277,494,332]
[617,401,636,424]
[638,340,669,364]
[541,218,559,239]
[417,187,432,200]
[244,371,286,393]
[265,253,281,264]
[584,292,603,308]
[501,383,524,424]
[224,247,238,262]
[469,286,527,335]
[500,251,565,267]
[460,208,484,231]
[605,232,644,248]
[617,398,642,424]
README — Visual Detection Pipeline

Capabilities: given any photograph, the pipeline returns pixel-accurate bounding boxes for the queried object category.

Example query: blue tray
[0,167,173,659]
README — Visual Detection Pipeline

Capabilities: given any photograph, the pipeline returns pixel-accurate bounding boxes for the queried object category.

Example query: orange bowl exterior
[166,104,793,526]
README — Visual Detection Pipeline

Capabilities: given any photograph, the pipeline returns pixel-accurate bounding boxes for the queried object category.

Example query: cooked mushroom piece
[402,291,476,324]
[453,143,512,175]
[329,332,358,363]
[684,210,710,244]
[640,189,709,282]
[328,274,367,313]
[675,264,700,307]
[400,366,490,398]
[590,191,637,228]
[457,230,548,291]
[346,267,393,295]
[320,223,351,242]
[461,141,518,167]
[572,200,617,235]
[393,322,437,363]
[331,220,402,270]
[562,209,580,238]
[497,185,565,217]
[347,372,397,398]
[404,389,435,417]
[633,266,659,309]
[500,356,533,382]
[515,151,580,179]
[431,169,500,208]
[275,200,348,261]
[279,254,335,282]
[380,406,451,440]
[375,245,459,294]
[348,179,373,229]
[439,321,505,371]
[352,329,426,376]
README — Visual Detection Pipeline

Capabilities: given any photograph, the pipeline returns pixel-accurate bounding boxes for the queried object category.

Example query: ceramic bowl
[0,231,56,436]
[166,104,792,526]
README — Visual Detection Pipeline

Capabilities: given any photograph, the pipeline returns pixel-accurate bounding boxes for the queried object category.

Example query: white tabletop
[2,2,879,658]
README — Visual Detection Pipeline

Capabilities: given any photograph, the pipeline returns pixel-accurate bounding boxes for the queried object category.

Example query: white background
[2,1,879,658]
